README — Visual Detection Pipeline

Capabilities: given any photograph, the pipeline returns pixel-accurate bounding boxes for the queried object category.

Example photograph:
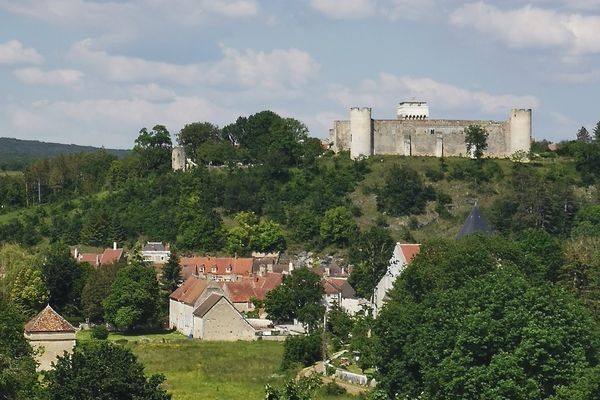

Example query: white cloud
[6,96,241,147]
[330,72,539,115]
[554,69,600,83]
[0,40,43,65]
[129,83,177,101]
[450,2,600,55]
[0,0,258,31]
[13,68,83,86]
[309,0,376,19]
[384,0,439,20]
[68,39,320,90]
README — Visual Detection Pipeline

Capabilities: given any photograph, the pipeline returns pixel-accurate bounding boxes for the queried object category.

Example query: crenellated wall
[329,108,530,159]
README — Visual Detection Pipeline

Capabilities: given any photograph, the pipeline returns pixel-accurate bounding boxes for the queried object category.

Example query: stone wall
[25,332,76,371]
[194,298,256,341]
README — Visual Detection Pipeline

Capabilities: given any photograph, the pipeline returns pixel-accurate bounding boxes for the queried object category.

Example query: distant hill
[0,137,130,170]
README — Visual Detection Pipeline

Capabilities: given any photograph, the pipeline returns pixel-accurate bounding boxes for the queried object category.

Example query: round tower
[172,146,187,171]
[350,107,373,160]
[509,109,532,156]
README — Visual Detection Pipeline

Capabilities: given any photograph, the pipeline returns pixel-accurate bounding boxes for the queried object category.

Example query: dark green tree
[81,263,122,322]
[348,227,395,299]
[176,122,220,161]
[0,296,39,400]
[465,124,489,160]
[161,252,181,294]
[265,267,324,331]
[133,125,172,175]
[102,260,162,331]
[577,126,592,143]
[43,341,170,400]
[594,121,600,142]
[376,165,435,216]
[41,244,90,313]
[280,334,322,370]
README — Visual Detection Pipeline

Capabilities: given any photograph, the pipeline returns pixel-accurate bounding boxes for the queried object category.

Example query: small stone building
[24,305,76,371]
[193,294,256,341]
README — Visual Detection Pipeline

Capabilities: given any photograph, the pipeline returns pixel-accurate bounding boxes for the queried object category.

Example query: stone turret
[172,146,186,171]
[509,109,532,156]
[350,107,373,160]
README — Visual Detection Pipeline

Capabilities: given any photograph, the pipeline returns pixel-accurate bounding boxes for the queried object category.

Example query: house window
[211,266,217,273]
[199,267,204,273]
[226,266,232,273]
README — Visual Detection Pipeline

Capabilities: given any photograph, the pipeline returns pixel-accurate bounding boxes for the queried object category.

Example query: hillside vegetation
[0,137,129,170]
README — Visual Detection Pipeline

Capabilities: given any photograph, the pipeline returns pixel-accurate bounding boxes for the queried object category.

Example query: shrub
[281,334,322,370]
[324,381,346,395]
[90,325,109,340]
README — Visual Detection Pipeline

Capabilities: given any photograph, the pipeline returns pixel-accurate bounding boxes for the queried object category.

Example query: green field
[76,331,356,400]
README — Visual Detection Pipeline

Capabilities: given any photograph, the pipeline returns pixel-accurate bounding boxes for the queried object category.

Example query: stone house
[24,305,76,371]
[373,243,420,314]
[220,273,282,315]
[73,242,124,267]
[192,294,256,341]
[180,256,253,282]
[168,276,208,336]
[322,277,363,315]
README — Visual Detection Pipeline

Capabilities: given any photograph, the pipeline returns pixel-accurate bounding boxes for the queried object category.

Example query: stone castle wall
[330,108,530,159]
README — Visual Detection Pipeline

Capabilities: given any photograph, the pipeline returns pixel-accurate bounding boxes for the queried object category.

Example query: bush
[90,325,109,340]
[281,334,322,370]
[425,167,445,182]
[324,381,346,395]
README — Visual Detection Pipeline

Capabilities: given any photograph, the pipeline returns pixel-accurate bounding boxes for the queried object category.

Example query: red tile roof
[400,244,420,264]
[24,305,75,333]
[100,248,124,265]
[179,256,253,278]
[78,253,100,266]
[220,274,283,303]
[169,276,209,306]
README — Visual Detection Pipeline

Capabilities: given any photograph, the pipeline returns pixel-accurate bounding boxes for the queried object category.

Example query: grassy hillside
[0,137,130,170]
[350,155,577,242]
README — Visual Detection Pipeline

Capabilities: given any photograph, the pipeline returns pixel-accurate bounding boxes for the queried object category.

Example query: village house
[24,305,76,371]
[168,276,209,336]
[192,294,256,341]
[322,277,363,315]
[141,241,171,264]
[373,243,421,314]
[179,256,253,282]
[220,273,282,315]
[73,242,124,267]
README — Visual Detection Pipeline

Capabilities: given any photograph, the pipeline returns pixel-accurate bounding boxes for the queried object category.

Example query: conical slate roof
[457,205,491,239]
[24,304,75,333]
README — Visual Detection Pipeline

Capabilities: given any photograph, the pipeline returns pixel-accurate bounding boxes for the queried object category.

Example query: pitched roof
[169,276,209,305]
[193,294,226,317]
[100,248,124,265]
[179,256,253,277]
[78,253,100,266]
[143,242,169,252]
[220,274,283,303]
[399,244,420,264]
[457,205,492,239]
[24,305,75,333]
[322,278,356,298]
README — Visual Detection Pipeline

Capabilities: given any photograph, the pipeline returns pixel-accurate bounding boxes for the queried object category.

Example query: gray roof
[193,294,224,318]
[457,206,492,239]
[143,242,167,252]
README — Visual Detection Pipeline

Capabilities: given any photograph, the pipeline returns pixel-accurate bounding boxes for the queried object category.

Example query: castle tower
[172,146,187,171]
[509,109,532,156]
[350,107,373,159]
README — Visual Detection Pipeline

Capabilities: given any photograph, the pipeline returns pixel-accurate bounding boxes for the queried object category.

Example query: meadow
[77,331,356,400]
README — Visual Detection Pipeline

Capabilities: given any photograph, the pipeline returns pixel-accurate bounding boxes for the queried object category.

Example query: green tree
[41,244,89,313]
[10,265,49,315]
[161,252,181,294]
[251,220,286,253]
[43,341,171,400]
[326,303,353,350]
[265,267,324,331]
[133,125,173,175]
[577,126,592,143]
[176,122,220,161]
[319,206,357,246]
[280,334,322,370]
[594,121,600,142]
[265,375,322,400]
[465,124,489,160]
[81,263,122,323]
[376,165,435,217]
[375,238,600,399]
[348,227,395,299]
[350,314,375,373]
[0,296,39,400]
[102,260,162,331]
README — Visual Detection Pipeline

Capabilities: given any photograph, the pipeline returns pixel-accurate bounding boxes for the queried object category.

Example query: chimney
[113,241,117,250]
[74,248,79,259]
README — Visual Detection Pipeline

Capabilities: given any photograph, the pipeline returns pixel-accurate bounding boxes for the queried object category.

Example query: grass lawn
[76,331,356,400]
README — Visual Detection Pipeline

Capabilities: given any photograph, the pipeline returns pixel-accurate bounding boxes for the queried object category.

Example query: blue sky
[1,0,599,148]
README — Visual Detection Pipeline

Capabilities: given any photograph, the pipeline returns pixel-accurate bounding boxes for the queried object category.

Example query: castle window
[430,129,435,135]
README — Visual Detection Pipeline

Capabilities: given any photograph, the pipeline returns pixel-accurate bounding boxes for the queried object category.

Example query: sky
[1,0,599,149]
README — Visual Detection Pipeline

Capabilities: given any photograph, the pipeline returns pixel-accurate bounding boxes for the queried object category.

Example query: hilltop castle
[329,102,532,159]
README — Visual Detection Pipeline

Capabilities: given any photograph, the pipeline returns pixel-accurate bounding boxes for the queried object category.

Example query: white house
[141,242,171,264]
[373,243,420,315]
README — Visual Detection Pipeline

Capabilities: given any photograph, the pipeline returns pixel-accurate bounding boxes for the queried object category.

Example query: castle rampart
[330,103,531,159]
